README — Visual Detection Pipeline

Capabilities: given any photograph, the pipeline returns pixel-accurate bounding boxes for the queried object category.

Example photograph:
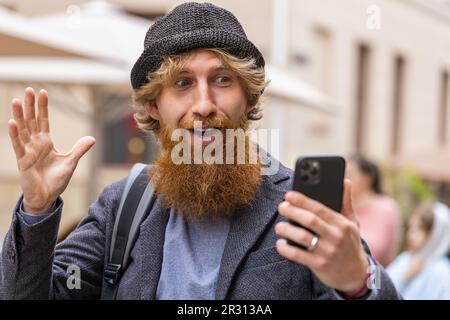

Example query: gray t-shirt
[156,208,230,300]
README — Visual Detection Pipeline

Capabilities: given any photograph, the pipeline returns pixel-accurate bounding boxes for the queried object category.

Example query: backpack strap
[101,163,155,300]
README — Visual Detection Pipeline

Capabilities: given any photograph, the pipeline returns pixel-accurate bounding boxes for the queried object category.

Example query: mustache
[178,116,240,130]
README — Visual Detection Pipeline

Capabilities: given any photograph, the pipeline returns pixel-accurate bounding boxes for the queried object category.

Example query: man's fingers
[23,87,38,134]
[8,119,26,159]
[276,239,317,268]
[11,98,31,143]
[67,136,96,165]
[37,89,50,133]
[341,179,357,223]
[275,221,321,250]
[277,201,331,237]
[284,191,339,225]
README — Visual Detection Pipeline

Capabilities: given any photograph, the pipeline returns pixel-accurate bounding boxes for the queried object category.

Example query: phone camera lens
[301,162,310,171]
[301,174,309,181]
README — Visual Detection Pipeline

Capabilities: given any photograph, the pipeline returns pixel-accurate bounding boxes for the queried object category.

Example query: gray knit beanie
[130,2,265,90]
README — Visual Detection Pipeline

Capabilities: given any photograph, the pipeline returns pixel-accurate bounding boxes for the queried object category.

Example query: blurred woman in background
[346,155,402,267]
[387,202,450,299]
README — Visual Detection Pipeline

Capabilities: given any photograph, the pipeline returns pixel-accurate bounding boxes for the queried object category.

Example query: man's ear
[147,103,161,121]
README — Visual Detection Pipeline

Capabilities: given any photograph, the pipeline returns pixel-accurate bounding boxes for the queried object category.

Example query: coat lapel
[215,163,291,299]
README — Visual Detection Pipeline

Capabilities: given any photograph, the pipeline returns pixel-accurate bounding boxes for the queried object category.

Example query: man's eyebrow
[212,65,229,71]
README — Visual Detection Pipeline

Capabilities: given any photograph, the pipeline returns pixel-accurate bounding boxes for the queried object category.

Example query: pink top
[354,196,402,267]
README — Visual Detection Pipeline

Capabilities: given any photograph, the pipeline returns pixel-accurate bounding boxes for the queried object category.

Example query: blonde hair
[132,48,268,133]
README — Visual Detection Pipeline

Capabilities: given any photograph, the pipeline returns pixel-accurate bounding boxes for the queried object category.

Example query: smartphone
[287,156,346,249]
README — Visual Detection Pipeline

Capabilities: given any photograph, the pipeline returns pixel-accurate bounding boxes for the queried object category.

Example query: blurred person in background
[387,202,450,300]
[346,155,402,267]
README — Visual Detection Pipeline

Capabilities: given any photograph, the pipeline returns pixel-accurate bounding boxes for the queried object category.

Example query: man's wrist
[22,198,55,215]
[338,275,370,299]
[338,255,371,299]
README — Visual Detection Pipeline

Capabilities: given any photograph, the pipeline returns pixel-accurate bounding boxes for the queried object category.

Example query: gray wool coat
[0,158,401,300]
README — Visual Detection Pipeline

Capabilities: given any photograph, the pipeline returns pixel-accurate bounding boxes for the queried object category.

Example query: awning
[0,57,129,84]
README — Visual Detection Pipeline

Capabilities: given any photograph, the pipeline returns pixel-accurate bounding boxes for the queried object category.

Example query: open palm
[8,87,96,214]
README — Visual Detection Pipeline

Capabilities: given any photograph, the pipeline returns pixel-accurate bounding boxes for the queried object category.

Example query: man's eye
[215,76,232,85]
[175,79,192,87]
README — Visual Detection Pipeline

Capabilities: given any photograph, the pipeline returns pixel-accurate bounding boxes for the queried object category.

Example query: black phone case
[287,156,346,249]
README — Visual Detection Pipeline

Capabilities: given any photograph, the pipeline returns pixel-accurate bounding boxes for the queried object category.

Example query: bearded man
[1,2,400,300]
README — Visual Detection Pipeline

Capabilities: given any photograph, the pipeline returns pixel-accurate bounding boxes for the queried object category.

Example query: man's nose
[191,81,217,119]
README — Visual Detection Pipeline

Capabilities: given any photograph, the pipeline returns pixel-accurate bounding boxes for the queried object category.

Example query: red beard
[149,116,262,219]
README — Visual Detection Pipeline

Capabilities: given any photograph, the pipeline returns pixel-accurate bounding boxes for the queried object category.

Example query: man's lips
[188,128,219,146]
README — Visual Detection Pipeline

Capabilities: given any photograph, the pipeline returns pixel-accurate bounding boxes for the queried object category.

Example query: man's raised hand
[8,87,95,214]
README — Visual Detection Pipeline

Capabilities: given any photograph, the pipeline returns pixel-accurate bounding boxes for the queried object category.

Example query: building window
[354,44,371,153]
[102,114,158,165]
[391,55,406,155]
[439,70,449,145]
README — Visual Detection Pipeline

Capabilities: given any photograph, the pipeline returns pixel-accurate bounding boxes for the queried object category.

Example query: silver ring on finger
[307,235,319,252]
